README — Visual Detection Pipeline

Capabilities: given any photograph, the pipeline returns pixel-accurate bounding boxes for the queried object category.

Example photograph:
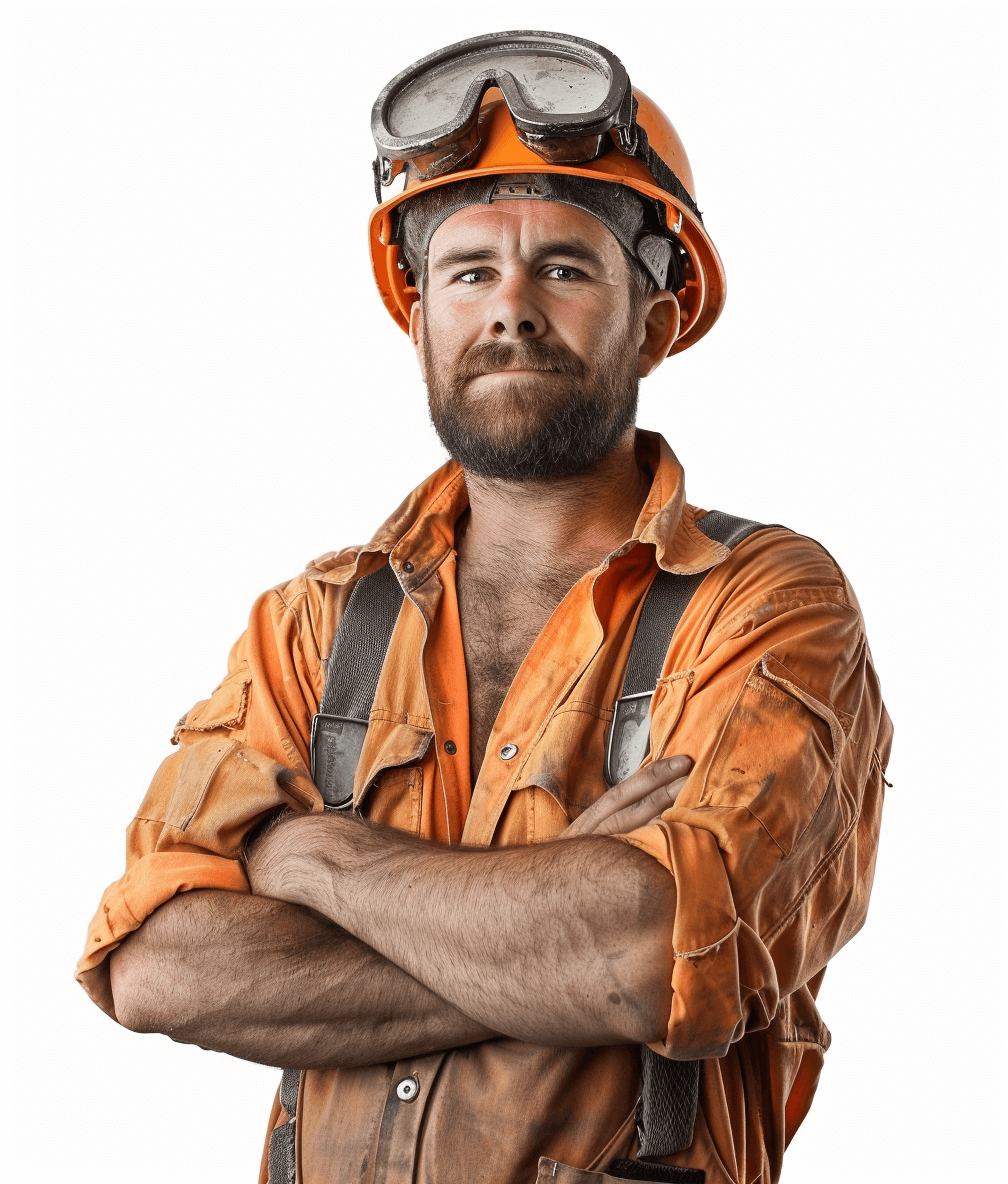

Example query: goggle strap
[627,120,703,227]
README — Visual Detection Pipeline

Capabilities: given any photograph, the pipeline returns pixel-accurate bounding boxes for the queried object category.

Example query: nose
[486,269,546,340]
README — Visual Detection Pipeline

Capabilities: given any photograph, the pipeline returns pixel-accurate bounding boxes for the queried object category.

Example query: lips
[474,365,562,375]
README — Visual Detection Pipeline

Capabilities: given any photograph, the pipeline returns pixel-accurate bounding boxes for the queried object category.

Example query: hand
[559,755,693,838]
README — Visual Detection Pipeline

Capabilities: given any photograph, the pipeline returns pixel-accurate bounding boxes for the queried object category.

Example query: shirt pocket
[520,702,611,822]
[700,654,843,855]
[361,764,424,834]
[172,660,252,744]
[139,737,314,849]
[137,661,317,848]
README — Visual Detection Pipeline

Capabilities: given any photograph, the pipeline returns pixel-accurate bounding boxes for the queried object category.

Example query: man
[77,31,891,1184]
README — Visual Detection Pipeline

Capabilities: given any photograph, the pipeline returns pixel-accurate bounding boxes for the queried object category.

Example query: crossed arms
[109,756,691,1069]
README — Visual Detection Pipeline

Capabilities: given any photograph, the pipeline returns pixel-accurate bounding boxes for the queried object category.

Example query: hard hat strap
[631,125,702,225]
[613,95,703,227]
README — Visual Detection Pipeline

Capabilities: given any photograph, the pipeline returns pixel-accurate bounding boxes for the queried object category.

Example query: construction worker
[78,31,891,1184]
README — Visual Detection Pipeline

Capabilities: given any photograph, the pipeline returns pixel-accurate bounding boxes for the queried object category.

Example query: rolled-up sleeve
[619,531,891,1063]
[76,577,326,1018]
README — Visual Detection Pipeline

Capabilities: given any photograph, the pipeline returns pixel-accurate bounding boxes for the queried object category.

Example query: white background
[9,3,1003,1181]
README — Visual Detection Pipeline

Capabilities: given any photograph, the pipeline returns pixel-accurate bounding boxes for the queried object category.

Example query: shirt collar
[305,429,727,587]
[632,431,729,574]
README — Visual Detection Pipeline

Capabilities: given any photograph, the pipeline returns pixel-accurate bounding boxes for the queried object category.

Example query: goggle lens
[385,49,617,138]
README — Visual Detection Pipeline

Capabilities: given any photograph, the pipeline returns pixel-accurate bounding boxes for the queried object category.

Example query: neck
[456,427,650,585]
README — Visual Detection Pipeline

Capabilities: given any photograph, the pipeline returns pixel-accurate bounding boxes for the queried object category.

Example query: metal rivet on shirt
[500,743,518,761]
[443,740,457,755]
[401,560,414,574]
[396,1075,420,1103]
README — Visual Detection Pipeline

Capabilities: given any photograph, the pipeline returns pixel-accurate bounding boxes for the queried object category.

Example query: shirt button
[443,740,457,754]
[396,1075,420,1102]
[500,743,518,761]
[401,560,414,574]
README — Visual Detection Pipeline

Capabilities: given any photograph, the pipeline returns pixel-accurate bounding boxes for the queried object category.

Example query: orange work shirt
[77,431,891,1184]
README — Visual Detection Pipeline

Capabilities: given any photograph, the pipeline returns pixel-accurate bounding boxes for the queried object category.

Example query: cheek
[547,289,628,352]
[424,292,486,356]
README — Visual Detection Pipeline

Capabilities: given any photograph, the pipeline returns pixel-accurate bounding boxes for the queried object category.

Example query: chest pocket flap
[354,712,433,814]
[172,661,252,744]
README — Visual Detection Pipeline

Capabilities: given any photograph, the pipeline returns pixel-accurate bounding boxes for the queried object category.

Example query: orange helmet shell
[367,88,725,355]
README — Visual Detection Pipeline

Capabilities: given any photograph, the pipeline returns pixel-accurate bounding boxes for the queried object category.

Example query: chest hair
[456,558,585,787]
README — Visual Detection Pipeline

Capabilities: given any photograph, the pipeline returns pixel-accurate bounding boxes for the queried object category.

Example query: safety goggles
[371,31,636,189]
[370,30,702,227]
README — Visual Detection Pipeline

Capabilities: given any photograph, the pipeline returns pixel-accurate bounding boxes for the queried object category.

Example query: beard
[424,322,640,481]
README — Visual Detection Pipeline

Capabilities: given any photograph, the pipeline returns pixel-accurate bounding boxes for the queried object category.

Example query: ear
[409,299,428,382]
[637,289,681,377]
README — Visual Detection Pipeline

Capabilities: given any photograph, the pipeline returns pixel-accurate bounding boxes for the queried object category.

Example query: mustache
[453,339,586,382]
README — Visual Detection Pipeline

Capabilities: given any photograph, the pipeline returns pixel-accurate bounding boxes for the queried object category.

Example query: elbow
[108,934,165,1033]
[612,969,674,1046]
[606,854,677,1045]
[595,967,671,1045]
[639,982,675,1046]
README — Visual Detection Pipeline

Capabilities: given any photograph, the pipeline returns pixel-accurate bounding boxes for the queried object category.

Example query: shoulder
[699,522,857,627]
[677,521,872,704]
[669,521,888,773]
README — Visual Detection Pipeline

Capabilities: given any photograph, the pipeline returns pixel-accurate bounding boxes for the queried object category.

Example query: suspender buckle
[310,713,368,810]
[605,690,654,787]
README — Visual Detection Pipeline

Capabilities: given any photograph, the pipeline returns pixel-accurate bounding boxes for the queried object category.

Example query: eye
[545,265,583,282]
[456,269,487,284]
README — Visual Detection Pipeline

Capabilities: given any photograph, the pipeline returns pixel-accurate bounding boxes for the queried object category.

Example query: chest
[350,547,675,843]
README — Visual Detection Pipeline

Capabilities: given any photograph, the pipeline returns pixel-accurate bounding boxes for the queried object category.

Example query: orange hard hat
[368,87,725,355]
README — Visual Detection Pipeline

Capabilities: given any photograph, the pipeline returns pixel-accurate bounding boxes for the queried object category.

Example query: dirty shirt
[77,431,891,1184]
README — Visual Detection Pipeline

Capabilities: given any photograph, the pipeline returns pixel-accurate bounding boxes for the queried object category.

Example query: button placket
[372,1052,446,1184]
[461,584,606,847]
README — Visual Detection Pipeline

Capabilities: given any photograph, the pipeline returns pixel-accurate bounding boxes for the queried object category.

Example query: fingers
[559,755,693,838]
[628,754,694,788]
[591,774,690,836]
[561,755,689,836]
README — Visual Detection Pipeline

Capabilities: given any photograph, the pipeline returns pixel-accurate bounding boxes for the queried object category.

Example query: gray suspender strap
[312,514,762,810]
[310,562,405,810]
[617,510,765,1166]
[270,565,408,1183]
[626,512,766,694]
[267,1066,301,1184]
[605,512,765,786]
[695,510,767,550]
[625,513,766,691]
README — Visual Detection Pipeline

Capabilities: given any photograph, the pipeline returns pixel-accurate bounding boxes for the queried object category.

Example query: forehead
[427,198,623,262]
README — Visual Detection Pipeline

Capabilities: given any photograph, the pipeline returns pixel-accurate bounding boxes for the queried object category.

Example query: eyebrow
[430,239,606,275]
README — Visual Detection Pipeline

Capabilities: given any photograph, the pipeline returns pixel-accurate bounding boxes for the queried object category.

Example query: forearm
[108,889,494,1067]
[249,817,677,1046]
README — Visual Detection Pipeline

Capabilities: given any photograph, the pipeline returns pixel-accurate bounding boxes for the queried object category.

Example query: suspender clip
[605,690,654,787]
[310,713,368,810]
